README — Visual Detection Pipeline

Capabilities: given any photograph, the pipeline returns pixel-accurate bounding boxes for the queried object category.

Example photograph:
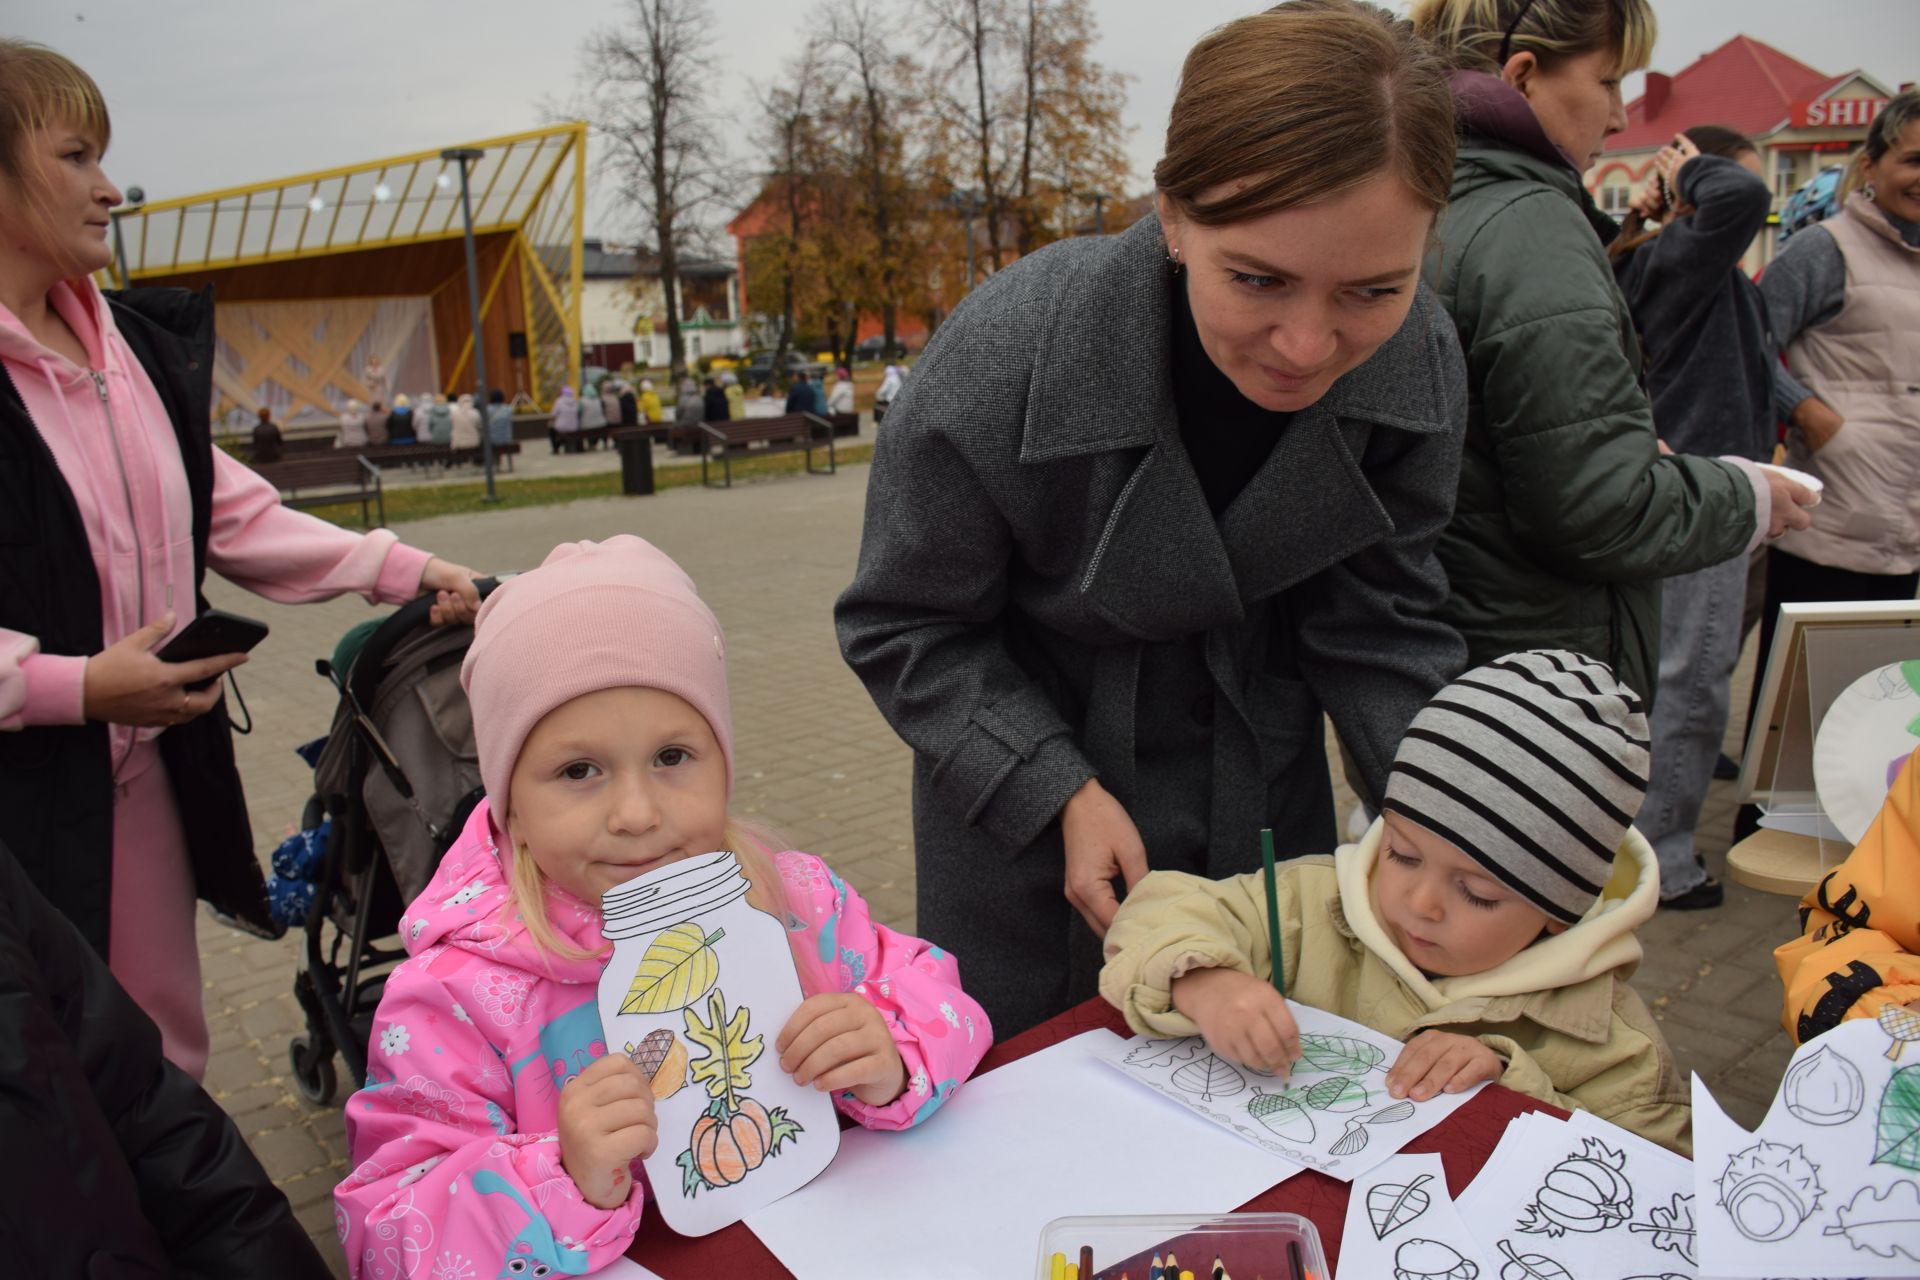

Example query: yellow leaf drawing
[619,922,725,1015]
[684,988,762,1109]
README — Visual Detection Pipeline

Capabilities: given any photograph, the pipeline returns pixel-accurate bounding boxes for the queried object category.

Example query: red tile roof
[1606,34,1848,152]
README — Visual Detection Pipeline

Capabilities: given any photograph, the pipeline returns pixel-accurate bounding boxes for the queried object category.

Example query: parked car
[743,350,824,383]
[854,335,908,361]
[1777,165,1845,244]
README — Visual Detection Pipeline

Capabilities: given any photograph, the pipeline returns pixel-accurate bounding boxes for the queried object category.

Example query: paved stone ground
[195,462,1802,1273]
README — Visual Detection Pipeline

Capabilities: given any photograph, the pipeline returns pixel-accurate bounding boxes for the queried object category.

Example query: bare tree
[1014,0,1130,254]
[752,42,826,374]
[582,0,729,378]
[923,0,1014,275]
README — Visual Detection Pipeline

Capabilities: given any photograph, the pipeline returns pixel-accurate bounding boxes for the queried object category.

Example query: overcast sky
[11,0,1917,243]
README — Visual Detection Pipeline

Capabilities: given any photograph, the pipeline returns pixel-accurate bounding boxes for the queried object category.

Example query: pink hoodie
[336,802,990,1278]
[0,277,431,765]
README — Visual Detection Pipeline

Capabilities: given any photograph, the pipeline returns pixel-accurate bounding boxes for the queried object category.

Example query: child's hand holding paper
[777,992,907,1106]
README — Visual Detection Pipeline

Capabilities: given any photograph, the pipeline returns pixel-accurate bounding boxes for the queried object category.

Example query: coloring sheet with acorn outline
[1692,1012,1920,1278]
[1095,1003,1482,1180]
[594,852,839,1237]
[1337,1152,1494,1280]
[1455,1109,1696,1280]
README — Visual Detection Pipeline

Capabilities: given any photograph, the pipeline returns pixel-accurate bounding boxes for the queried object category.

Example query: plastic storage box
[1036,1212,1330,1279]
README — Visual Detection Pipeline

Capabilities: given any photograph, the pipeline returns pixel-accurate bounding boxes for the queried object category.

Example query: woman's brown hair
[0,40,111,191]
[1410,0,1656,77]
[1154,0,1456,226]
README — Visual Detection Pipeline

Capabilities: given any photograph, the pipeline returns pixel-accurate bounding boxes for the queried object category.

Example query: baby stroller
[285,581,497,1104]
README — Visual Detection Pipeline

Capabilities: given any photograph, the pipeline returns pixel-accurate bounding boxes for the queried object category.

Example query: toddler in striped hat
[1101,651,1692,1154]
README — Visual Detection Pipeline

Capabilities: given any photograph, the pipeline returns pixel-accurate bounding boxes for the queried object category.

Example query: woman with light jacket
[1408,0,1813,714]
[837,1,1471,1036]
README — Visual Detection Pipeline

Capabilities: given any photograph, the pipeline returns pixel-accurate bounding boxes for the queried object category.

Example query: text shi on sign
[1791,97,1890,129]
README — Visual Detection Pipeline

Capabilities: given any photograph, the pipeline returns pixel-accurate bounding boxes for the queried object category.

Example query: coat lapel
[1220,406,1393,601]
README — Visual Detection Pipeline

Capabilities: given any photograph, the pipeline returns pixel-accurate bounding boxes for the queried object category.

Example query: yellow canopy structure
[109,122,586,423]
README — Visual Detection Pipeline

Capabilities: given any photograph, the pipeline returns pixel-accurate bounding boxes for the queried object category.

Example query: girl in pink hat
[335,535,990,1278]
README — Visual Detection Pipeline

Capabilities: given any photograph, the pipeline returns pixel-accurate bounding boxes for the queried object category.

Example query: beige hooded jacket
[1099,820,1690,1155]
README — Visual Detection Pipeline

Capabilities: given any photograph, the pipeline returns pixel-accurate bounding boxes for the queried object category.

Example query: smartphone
[156,608,270,690]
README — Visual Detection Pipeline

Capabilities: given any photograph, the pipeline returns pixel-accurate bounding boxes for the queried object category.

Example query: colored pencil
[1287,1239,1305,1280]
[1149,1253,1164,1280]
[1260,828,1286,997]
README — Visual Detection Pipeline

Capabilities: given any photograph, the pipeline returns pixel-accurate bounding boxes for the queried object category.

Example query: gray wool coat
[835,215,1469,1036]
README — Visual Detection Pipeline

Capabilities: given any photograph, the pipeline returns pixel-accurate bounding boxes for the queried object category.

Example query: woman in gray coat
[836,1,1471,1035]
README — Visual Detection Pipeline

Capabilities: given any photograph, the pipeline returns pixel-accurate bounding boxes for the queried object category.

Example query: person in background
[484,386,512,446]
[873,362,903,424]
[1776,744,1920,1045]
[810,367,831,416]
[829,365,855,415]
[335,398,368,449]
[673,373,703,448]
[578,374,608,447]
[549,383,579,454]
[637,376,662,425]
[249,404,282,464]
[721,368,744,418]
[448,391,482,451]
[837,0,1471,1036]
[364,398,389,445]
[618,378,640,428]
[1736,91,1920,842]
[598,378,622,436]
[0,838,333,1276]
[785,368,813,414]
[0,37,480,1081]
[422,391,453,446]
[1409,0,1813,709]
[702,374,729,422]
[1608,125,1775,910]
[1103,651,1690,1154]
[386,392,415,444]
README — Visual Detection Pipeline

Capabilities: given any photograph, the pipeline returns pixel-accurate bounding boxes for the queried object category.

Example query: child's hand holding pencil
[1169,967,1300,1077]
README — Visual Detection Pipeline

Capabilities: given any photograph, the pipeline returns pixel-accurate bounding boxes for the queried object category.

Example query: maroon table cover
[630,998,1565,1277]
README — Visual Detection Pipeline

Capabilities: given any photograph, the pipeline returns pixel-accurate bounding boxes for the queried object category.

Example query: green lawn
[302,443,873,528]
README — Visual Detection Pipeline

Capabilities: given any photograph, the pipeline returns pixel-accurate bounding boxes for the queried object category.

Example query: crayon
[1051,1251,1067,1280]
[1180,1272,1195,1280]
[1081,1245,1095,1278]
[1066,1267,1079,1280]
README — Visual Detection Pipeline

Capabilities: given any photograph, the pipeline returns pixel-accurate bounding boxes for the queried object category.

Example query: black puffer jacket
[0,839,331,1276]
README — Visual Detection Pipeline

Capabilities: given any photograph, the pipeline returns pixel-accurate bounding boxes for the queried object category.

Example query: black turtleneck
[1170,276,1292,517]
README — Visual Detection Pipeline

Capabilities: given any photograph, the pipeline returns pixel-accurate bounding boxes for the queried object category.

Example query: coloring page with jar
[1095,1003,1483,1180]
[1691,1010,1920,1278]
[596,849,839,1236]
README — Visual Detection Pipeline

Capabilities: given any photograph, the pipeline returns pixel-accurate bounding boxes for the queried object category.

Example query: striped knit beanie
[1381,650,1649,923]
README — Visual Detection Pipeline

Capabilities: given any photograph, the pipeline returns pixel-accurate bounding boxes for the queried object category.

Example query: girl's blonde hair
[1155,0,1456,226]
[0,40,113,273]
[1409,0,1656,76]
[506,817,829,995]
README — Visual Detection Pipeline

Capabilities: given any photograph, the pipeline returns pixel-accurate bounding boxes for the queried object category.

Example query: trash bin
[614,428,655,496]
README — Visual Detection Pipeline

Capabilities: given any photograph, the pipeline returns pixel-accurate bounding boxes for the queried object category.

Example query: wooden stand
[1726,826,1845,897]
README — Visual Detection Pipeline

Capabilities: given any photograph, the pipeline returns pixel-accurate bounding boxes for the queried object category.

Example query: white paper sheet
[596,852,839,1237]
[1095,1004,1483,1181]
[1692,1013,1920,1278]
[1456,1111,1698,1280]
[1337,1152,1493,1280]
[744,1030,1303,1280]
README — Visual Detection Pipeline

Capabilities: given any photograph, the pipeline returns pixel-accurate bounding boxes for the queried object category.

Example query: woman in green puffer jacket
[1408,0,1815,708]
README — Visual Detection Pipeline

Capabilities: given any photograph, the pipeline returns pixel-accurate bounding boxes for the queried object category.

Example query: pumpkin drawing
[1392,1237,1479,1279]
[1517,1139,1632,1236]
[689,1097,775,1187]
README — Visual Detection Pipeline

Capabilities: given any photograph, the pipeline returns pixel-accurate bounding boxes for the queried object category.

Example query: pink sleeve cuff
[375,541,435,605]
[18,653,88,727]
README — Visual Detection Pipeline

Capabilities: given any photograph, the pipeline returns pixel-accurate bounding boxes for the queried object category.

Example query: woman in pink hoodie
[336,537,990,1278]
[0,40,480,1080]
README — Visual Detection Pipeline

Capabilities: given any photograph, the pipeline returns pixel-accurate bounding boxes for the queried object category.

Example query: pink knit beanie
[460,535,731,820]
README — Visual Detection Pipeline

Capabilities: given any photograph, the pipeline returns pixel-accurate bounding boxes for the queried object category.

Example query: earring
[1166,245,1183,274]
[1863,183,1877,202]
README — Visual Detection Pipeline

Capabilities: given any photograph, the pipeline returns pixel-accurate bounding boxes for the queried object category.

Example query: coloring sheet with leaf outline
[1338,1152,1494,1280]
[1456,1110,1696,1280]
[595,851,838,1237]
[1693,1013,1920,1278]
[1096,1003,1482,1180]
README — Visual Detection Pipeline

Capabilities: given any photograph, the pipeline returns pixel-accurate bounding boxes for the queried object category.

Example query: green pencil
[1260,827,1286,997]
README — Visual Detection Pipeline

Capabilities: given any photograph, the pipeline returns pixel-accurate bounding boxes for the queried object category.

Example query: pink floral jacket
[335,802,991,1278]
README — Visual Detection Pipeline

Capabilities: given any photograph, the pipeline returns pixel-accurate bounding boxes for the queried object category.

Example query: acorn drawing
[1716,1141,1824,1242]
[625,1028,689,1100]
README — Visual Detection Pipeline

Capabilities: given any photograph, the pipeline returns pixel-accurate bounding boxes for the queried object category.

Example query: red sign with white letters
[1790,97,1890,129]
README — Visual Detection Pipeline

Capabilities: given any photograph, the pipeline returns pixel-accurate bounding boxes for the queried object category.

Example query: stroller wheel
[288,1035,339,1106]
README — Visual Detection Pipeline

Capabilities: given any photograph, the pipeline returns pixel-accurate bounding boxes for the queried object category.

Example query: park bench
[251,455,386,528]
[698,413,835,489]
[825,411,860,439]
